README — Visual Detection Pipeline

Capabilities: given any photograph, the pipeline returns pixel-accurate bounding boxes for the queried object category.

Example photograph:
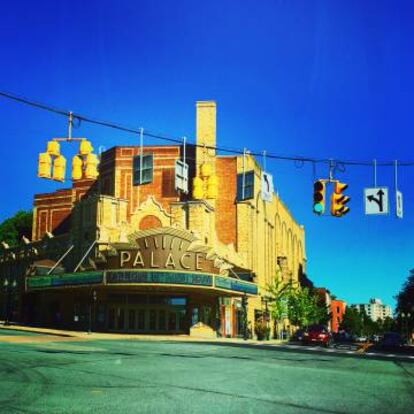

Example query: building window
[133,153,153,185]
[237,170,254,201]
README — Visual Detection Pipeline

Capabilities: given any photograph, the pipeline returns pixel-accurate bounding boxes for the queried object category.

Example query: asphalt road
[0,330,413,414]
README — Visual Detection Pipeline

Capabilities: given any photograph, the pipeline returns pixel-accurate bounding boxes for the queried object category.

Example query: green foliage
[266,274,329,329]
[0,210,33,247]
[288,287,328,328]
[340,308,396,336]
[395,269,414,334]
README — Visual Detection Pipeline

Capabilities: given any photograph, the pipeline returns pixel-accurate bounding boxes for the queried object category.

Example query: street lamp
[401,312,411,342]
[88,289,97,334]
[3,278,17,326]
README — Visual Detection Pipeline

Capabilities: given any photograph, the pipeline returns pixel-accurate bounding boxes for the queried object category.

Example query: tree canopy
[0,210,33,247]
[266,275,329,330]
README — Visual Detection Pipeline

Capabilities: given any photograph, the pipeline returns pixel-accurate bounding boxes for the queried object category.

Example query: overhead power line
[1,89,413,167]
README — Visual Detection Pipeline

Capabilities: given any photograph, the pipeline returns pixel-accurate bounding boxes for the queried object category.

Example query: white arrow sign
[364,187,389,215]
[396,190,403,219]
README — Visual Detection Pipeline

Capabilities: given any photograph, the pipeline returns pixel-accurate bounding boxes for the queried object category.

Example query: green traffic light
[313,203,324,214]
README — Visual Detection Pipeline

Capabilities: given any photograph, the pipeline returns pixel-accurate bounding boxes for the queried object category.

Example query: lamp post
[88,289,97,334]
[3,278,17,326]
[242,294,248,340]
[401,312,411,342]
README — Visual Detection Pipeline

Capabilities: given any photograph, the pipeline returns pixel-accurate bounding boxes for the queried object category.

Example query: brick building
[0,101,306,338]
[331,299,346,333]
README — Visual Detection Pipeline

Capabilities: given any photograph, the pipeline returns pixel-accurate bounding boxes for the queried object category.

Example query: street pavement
[0,329,413,414]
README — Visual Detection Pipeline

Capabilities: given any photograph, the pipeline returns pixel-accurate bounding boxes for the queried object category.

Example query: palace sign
[106,233,220,274]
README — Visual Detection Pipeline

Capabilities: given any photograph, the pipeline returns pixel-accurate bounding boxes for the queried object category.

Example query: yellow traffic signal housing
[79,139,93,156]
[206,175,218,199]
[71,155,83,180]
[200,162,213,178]
[46,140,60,156]
[330,181,350,217]
[38,152,52,179]
[313,180,325,215]
[84,153,99,179]
[193,176,204,199]
[52,155,66,182]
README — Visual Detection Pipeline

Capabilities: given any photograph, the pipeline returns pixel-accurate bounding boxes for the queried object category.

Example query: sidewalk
[0,323,289,346]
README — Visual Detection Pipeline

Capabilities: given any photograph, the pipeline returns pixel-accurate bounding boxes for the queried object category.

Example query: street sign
[396,190,403,219]
[261,171,274,202]
[364,187,389,215]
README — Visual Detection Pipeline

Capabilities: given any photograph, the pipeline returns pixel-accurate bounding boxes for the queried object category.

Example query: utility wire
[1,89,413,167]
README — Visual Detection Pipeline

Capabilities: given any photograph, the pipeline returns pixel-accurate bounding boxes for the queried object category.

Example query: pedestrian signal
[330,182,350,217]
[313,180,325,215]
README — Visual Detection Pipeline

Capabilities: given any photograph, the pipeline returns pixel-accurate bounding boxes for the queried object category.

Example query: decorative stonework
[130,196,172,230]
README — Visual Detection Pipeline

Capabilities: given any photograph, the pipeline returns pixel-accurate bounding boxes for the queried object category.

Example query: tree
[266,273,291,337]
[267,273,330,336]
[340,307,363,335]
[288,287,328,328]
[0,210,33,247]
[395,269,414,336]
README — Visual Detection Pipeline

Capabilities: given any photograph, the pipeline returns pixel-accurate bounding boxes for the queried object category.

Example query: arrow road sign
[364,187,389,215]
[396,190,403,219]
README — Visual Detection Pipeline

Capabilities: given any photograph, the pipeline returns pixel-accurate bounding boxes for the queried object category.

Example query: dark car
[381,332,402,349]
[303,325,333,347]
[291,328,306,342]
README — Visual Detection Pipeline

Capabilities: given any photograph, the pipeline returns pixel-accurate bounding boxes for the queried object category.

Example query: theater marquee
[105,232,220,274]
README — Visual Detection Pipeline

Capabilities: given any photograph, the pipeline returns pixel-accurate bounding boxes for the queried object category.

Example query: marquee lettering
[165,253,176,268]
[179,252,191,269]
[120,251,131,267]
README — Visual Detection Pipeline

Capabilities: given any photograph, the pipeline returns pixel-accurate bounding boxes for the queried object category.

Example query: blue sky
[1,0,413,309]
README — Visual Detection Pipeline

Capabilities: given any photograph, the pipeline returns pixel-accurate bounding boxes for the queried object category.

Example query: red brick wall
[103,146,184,219]
[215,157,237,246]
[33,179,95,241]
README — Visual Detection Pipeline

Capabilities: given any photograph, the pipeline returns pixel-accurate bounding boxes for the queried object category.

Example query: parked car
[291,328,306,342]
[370,335,382,343]
[333,331,353,343]
[381,332,402,349]
[302,325,333,347]
[353,335,368,343]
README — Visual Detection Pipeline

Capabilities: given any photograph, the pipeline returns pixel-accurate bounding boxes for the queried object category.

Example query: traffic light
[46,140,60,156]
[206,175,218,199]
[79,139,93,155]
[84,153,99,179]
[330,181,350,217]
[38,152,52,179]
[193,176,204,199]
[52,155,66,182]
[71,155,83,180]
[313,180,325,215]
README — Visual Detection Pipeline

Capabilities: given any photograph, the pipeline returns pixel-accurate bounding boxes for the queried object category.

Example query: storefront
[22,228,257,337]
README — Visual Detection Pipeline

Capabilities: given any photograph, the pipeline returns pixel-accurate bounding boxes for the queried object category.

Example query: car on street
[381,332,403,349]
[353,335,368,343]
[302,325,333,347]
[291,328,306,342]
